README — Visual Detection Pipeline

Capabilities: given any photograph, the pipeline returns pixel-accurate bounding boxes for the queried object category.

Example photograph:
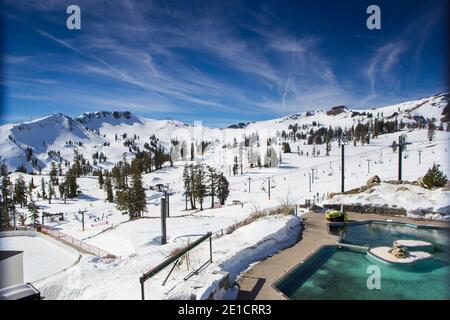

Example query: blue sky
[1,0,448,127]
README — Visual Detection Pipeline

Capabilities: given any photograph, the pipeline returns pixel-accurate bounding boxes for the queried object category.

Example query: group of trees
[182,164,229,211]
[104,156,147,219]
[0,164,40,230]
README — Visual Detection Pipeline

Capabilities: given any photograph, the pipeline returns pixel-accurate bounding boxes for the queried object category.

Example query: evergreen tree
[193,163,206,210]
[115,189,129,214]
[129,172,147,219]
[207,166,217,208]
[27,191,39,227]
[73,150,82,177]
[29,177,35,190]
[104,176,114,202]
[183,164,196,210]
[217,173,230,205]
[47,180,54,204]
[13,175,27,208]
[98,170,104,189]
[282,142,291,153]
[182,164,191,209]
[421,164,447,189]
[41,178,47,199]
[49,161,58,185]
[58,183,67,204]
[64,168,78,198]
[0,166,14,230]
[428,119,436,142]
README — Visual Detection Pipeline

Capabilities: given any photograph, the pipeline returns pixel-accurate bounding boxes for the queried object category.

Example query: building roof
[0,251,23,262]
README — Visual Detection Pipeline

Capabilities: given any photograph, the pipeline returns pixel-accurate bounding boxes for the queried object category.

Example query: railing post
[209,235,213,263]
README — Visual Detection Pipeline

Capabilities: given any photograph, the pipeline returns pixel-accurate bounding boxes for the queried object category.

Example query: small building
[0,251,23,289]
[0,251,40,300]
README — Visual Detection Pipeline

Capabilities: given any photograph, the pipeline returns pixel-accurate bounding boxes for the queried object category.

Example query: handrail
[140,232,212,284]
[139,232,212,300]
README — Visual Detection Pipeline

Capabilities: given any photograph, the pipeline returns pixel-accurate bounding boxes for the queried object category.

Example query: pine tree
[13,175,27,208]
[49,161,58,185]
[217,173,230,205]
[182,164,194,210]
[64,168,78,198]
[41,178,47,199]
[104,176,114,202]
[185,164,196,209]
[1,166,14,230]
[58,183,67,204]
[129,172,147,219]
[193,163,206,210]
[282,142,291,153]
[421,164,447,189]
[98,170,104,189]
[48,180,54,204]
[27,191,39,227]
[115,189,129,214]
[428,119,436,142]
[207,166,217,208]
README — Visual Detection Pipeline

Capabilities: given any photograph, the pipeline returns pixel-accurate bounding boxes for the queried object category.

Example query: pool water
[276,222,450,300]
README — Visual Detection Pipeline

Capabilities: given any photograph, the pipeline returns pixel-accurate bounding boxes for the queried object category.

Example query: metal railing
[139,232,212,300]
[40,226,118,259]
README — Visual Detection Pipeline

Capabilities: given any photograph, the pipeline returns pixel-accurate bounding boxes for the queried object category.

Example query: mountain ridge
[0,92,448,173]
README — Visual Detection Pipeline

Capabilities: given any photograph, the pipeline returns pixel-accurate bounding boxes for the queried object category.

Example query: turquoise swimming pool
[275,222,450,300]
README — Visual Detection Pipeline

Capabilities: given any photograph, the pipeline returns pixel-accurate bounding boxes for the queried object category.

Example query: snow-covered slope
[0,93,448,172]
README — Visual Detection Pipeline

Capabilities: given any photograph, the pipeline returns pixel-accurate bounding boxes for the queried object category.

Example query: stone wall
[323,204,407,216]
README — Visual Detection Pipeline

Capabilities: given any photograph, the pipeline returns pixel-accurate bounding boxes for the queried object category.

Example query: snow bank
[324,182,450,220]
[36,214,301,300]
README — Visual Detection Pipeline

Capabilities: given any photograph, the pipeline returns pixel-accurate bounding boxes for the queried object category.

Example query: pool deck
[236,212,449,300]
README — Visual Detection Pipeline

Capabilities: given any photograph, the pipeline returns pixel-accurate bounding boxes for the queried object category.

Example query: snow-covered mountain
[0,93,448,173]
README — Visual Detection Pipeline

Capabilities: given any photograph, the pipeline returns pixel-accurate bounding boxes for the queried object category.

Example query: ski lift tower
[341,143,346,193]
[392,136,411,182]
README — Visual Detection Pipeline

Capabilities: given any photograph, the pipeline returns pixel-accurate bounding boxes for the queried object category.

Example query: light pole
[308,172,311,192]
[341,144,345,193]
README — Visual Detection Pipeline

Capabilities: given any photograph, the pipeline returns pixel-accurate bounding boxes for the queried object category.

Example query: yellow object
[326,210,348,222]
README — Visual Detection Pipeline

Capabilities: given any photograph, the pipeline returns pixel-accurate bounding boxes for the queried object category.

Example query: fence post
[141,281,145,300]
[209,235,213,263]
